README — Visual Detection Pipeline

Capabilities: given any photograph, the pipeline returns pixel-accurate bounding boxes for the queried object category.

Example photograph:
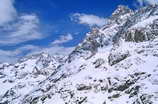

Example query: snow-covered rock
[0,53,63,104]
[1,5,158,104]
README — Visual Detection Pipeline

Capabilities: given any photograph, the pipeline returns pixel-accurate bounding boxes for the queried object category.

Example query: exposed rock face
[108,47,130,66]
[67,5,133,63]
[1,5,158,104]
[111,5,134,24]
[93,58,105,68]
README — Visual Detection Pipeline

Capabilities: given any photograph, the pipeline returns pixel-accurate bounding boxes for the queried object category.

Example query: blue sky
[0,0,157,63]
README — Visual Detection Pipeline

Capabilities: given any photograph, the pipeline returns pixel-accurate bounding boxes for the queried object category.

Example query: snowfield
[1,5,158,104]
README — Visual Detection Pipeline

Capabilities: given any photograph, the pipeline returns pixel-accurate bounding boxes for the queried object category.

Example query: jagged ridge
[1,5,158,104]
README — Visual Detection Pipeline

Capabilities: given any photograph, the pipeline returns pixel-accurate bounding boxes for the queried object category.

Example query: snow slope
[1,5,158,104]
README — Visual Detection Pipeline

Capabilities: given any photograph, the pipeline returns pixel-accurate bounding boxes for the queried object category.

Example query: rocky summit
[1,5,158,104]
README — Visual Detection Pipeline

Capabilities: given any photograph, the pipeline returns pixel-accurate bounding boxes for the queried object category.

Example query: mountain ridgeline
[1,5,158,104]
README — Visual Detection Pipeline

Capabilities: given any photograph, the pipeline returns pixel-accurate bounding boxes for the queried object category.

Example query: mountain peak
[112,5,133,18]
[1,5,158,104]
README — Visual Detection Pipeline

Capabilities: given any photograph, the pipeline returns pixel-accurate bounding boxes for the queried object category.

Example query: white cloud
[0,14,44,45]
[51,33,73,45]
[0,45,74,63]
[0,0,46,46]
[0,0,74,63]
[71,13,106,27]
[136,0,158,6]
[29,46,75,56]
[0,0,17,25]
[0,50,19,63]
[0,45,41,63]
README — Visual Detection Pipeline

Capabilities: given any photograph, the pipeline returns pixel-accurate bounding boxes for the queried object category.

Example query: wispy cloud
[136,0,158,6]
[28,45,75,57]
[0,0,17,25]
[0,14,44,45]
[71,13,107,27]
[51,33,73,45]
[0,0,46,46]
[0,45,41,63]
[0,45,74,63]
[0,50,19,63]
[0,0,75,63]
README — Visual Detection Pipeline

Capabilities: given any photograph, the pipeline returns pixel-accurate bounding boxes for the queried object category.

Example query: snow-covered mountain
[1,5,158,104]
[0,53,63,104]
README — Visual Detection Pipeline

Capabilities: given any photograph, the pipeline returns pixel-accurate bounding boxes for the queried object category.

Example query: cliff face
[1,5,158,104]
